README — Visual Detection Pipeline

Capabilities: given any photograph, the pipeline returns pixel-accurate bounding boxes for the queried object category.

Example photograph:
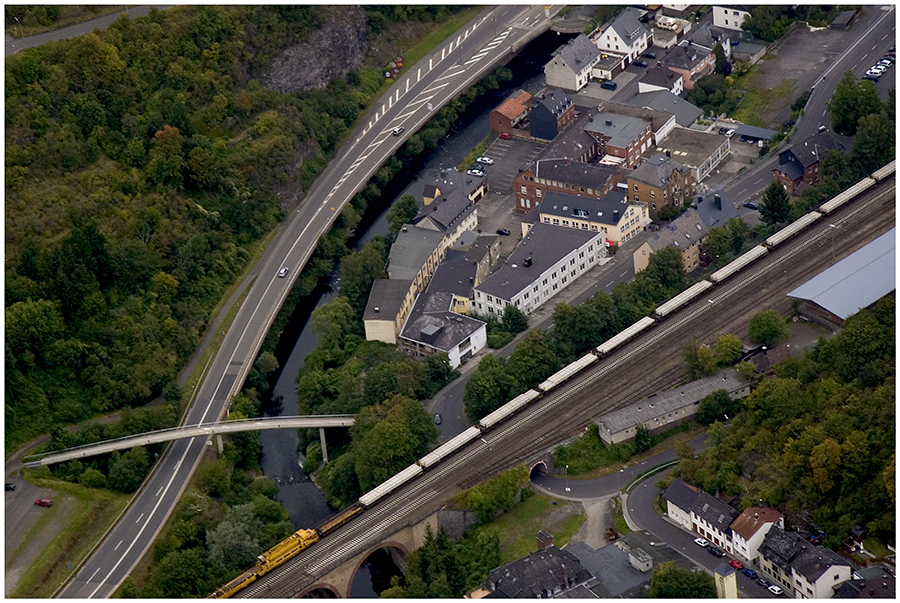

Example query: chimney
[666,149,671,157]
[524,256,533,268]
[536,530,553,549]
[696,195,703,205]
[605,120,613,126]
[714,194,721,210]
[374,307,379,313]
[613,209,620,221]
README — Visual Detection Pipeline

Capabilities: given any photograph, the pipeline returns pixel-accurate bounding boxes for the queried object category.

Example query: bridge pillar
[320,428,329,463]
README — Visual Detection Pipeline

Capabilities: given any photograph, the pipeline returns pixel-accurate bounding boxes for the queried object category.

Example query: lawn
[470,493,585,565]
[731,68,798,128]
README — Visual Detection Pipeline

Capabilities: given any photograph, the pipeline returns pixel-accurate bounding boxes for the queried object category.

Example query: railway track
[242,176,894,597]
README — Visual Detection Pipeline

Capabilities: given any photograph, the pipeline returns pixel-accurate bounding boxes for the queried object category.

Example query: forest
[674,296,895,550]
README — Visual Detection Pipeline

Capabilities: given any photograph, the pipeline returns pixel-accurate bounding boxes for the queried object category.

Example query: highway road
[722,6,895,207]
[240,175,894,597]
[56,5,561,598]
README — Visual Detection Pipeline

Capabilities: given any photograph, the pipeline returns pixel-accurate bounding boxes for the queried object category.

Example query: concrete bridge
[23,415,355,467]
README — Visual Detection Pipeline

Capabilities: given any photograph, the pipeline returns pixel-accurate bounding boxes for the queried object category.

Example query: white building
[474,222,607,316]
[730,507,784,565]
[759,527,852,599]
[593,7,651,64]
[713,5,752,31]
[545,34,601,92]
[398,291,487,369]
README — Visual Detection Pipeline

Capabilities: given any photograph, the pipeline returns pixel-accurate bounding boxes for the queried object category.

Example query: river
[257,28,574,595]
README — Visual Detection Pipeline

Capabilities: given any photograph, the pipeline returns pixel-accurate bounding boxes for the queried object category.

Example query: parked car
[433,413,441,425]
[742,568,758,579]
[278,267,289,278]
[498,132,511,140]
[496,228,510,236]
[863,73,880,82]
[600,80,617,90]
[643,51,656,59]
[756,577,771,588]
[694,537,709,547]
[728,559,744,570]
[5,482,15,491]
[707,547,725,557]
[476,156,494,165]
[768,585,784,596]
[743,201,759,210]
[633,59,649,68]
[877,59,892,68]
[881,55,895,64]
[392,126,404,136]
[35,499,52,507]
[467,168,485,177]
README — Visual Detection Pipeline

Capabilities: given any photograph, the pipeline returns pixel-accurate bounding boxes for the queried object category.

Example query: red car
[498,132,511,140]
[728,559,743,570]
[34,498,52,507]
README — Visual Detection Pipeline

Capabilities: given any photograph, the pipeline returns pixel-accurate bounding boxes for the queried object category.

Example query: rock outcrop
[262,6,369,93]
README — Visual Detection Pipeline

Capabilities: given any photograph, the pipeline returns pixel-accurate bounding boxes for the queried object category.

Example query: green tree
[146,125,185,187]
[726,217,749,254]
[747,309,789,346]
[760,180,790,226]
[5,298,66,358]
[714,333,743,366]
[633,424,652,453]
[144,548,209,598]
[387,194,420,234]
[354,419,419,491]
[648,561,716,598]
[684,337,717,380]
[697,389,743,424]
[501,305,528,333]
[463,354,520,422]
[206,504,262,575]
[339,239,388,317]
[505,329,562,390]
[852,113,895,174]
[420,353,459,398]
[810,437,842,492]
[107,446,151,492]
[828,71,884,135]
[702,226,732,262]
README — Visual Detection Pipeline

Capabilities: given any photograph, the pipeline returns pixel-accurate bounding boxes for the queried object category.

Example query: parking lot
[480,135,544,192]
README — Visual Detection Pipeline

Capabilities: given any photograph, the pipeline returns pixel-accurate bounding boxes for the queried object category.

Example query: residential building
[638,64,685,95]
[530,88,575,141]
[363,279,414,344]
[628,90,704,128]
[545,34,601,92]
[398,291,487,369]
[663,478,740,553]
[664,478,699,531]
[730,507,785,565]
[627,153,696,212]
[732,39,767,65]
[474,222,607,316]
[426,232,501,315]
[584,112,653,168]
[424,171,487,204]
[490,89,531,134]
[591,50,627,81]
[713,5,752,31]
[596,368,748,446]
[692,189,740,232]
[688,22,734,60]
[833,567,895,598]
[412,189,477,243]
[597,101,677,145]
[593,7,651,64]
[536,190,650,246]
[652,127,731,183]
[787,228,895,330]
[513,158,620,214]
[484,545,595,598]
[773,130,849,194]
[387,226,446,297]
[660,40,716,90]
[633,207,707,273]
[759,527,852,599]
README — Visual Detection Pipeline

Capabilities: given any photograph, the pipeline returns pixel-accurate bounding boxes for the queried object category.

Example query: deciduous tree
[387,194,420,234]
[760,180,790,226]
[648,561,716,598]
[748,309,789,346]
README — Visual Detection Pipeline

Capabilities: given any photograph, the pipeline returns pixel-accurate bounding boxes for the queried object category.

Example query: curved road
[57,5,561,598]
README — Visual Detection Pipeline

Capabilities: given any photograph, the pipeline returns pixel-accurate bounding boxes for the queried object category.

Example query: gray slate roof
[399,291,485,352]
[662,40,711,71]
[584,112,649,148]
[644,207,708,253]
[760,527,851,582]
[597,101,674,134]
[693,189,740,230]
[412,189,475,233]
[387,226,444,281]
[787,228,895,320]
[476,222,601,299]
[664,478,699,512]
[609,7,648,47]
[566,541,645,598]
[553,34,600,73]
[363,278,413,321]
[641,64,682,89]
[628,153,691,188]
[692,488,740,533]
[541,190,632,227]
[781,130,849,168]
[427,249,477,298]
[532,109,599,164]
[535,87,573,118]
[486,545,593,598]
[628,90,703,127]
[533,158,619,191]
[735,124,777,140]
[599,368,742,433]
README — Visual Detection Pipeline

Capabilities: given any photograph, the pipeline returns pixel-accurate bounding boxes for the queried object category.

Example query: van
[600,80,617,91]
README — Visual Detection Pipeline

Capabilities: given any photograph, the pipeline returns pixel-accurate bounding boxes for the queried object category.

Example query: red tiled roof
[731,507,783,540]
[495,97,527,120]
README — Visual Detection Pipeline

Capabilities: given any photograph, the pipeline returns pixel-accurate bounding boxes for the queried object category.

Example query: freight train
[210,163,893,598]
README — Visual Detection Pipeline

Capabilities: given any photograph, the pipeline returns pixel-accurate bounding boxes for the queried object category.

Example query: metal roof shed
[734,124,777,142]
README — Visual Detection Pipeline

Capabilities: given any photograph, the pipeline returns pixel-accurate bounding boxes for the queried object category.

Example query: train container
[318,505,363,536]
[538,353,599,393]
[418,426,482,469]
[820,177,876,214]
[358,463,424,508]
[211,569,257,598]
[653,280,714,319]
[871,160,895,182]
[596,316,655,356]
[709,245,768,283]
[257,529,319,572]
[479,389,541,430]
[765,211,822,248]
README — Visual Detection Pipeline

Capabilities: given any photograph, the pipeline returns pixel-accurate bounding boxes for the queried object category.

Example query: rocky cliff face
[262,5,369,93]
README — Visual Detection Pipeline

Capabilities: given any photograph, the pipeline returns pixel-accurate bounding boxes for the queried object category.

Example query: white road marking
[406,94,435,107]
[136,513,144,523]
[423,82,450,94]
[88,567,101,583]
[114,540,122,551]
[417,67,421,81]
[155,487,162,496]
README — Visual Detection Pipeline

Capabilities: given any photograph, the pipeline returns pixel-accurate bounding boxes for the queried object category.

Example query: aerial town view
[4,4,895,599]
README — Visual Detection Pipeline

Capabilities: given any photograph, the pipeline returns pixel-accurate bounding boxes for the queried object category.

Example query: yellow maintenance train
[209,504,362,598]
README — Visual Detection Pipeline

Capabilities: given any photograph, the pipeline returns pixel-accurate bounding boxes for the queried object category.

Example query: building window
[543,217,550,223]
[536,189,542,197]
[552,271,557,279]
[521,185,527,194]
[633,183,638,191]
[570,258,575,266]
[543,278,548,285]
[533,285,539,292]
[524,292,529,299]
[650,190,655,198]
[552,283,558,291]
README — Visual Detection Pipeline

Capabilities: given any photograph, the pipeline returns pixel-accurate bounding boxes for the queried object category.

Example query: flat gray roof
[627,90,703,127]
[399,291,485,352]
[540,190,633,227]
[476,222,601,300]
[363,279,413,321]
[644,207,708,253]
[584,112,649,149]
[598,100,674,135]
[653,127,728,170]
[787,228,895,319]
[387,226,445,281]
